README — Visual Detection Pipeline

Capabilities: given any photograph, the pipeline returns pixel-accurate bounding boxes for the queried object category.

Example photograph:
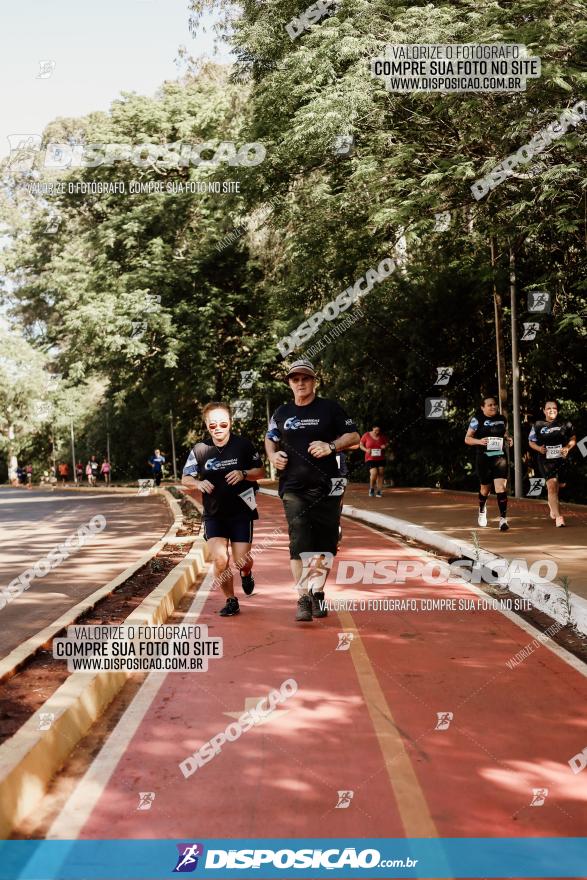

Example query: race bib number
[239,487,257,510]
[546,445,562,460]
[370,448,382,457]
[486,437,503,452]
[329,477,347,497]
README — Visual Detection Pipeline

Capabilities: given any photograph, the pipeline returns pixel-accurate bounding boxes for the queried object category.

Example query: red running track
[48,494,587,841]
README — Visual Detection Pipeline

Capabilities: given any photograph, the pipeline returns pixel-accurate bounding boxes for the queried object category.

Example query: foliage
[0,1,585,494]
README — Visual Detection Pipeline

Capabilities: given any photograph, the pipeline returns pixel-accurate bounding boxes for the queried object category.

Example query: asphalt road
[0,487,173,659]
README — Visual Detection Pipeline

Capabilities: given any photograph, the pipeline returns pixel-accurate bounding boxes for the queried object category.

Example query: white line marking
[46,566,214,839]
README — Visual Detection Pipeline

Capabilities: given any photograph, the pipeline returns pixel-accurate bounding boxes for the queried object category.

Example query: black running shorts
[204,516,254,543]
[476,454,508,485]
[282,491,341,559]
[535,457,570,484]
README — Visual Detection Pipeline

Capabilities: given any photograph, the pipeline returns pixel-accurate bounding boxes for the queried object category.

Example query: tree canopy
[1,0,585,495]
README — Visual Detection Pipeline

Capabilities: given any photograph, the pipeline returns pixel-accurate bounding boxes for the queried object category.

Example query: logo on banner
[433,211,452,232]
[173,843,204,872]
[239,370,258,389]
[336,632,354,651]
[7,134,42,171]
[38,712,55,731]
[298,551,333,594]
[231,398,253,421]
[335,790,354,809]
[435,711,453,730]
[425,397,448,419]
[521,322,540,341]
[527,477,545,497]
[137,792,156,811]
[239,487,257,511]
[329,477,347,496]
[530,788,548,806]
[527,291,552,313]
[434,366,453,385]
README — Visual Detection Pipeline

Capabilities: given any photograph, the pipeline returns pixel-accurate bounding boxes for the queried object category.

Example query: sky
[0,0,233,159]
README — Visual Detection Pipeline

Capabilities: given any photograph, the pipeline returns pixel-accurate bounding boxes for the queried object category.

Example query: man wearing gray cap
[265,359,360,621]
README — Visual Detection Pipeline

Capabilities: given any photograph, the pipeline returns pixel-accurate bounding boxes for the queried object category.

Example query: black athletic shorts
[282,491,341,559]
[536,457,570,484]
[476,454,508,485]
[366,458,385,469]
[204,516,254,543]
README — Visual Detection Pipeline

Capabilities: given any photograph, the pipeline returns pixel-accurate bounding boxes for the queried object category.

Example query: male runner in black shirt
[265,359,360,622]
[182,402,265,616]
[529,399,576,527]
[465,396,513,531]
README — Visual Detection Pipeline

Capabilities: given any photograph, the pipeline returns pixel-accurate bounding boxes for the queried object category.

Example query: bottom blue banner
[0,838,585,879]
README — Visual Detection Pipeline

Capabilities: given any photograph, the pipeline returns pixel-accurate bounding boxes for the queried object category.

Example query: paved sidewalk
[338,486,587,601]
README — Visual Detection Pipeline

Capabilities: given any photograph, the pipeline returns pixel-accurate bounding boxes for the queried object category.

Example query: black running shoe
[295,594,313,622]
[241,572,255,595]
[219,596,240,617]
[311,591,328,618]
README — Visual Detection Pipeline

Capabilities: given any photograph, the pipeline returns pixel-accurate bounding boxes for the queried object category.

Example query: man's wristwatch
[328,442,337,454]
[242,469,248,480]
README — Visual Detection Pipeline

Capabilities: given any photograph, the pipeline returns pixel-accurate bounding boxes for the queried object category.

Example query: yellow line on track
[338,610,439,838]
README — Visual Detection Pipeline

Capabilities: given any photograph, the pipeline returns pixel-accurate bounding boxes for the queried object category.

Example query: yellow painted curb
[0,538,209,839]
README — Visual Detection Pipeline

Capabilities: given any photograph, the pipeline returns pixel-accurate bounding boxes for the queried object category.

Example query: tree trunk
[490,236,508,418]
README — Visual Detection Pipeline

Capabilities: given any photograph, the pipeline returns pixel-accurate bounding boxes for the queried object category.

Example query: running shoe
[478,508,488,527]
[499,517,509,532]
[295,594,313,622]
[219,596,240,617]
[240,572,255,595]
[376,490,383,498]
[311,591,328,618]
[555,516,566,528]
[368,489,375,497]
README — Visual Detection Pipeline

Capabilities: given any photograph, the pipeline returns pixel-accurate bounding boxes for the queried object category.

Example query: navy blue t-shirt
[267,396,357,495]
[182,434,262,519]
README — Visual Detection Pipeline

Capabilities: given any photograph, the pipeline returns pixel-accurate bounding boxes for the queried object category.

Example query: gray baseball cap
[285,358,317,380]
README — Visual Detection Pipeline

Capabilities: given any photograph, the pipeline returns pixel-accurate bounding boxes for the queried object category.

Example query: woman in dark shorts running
[528,400,576,528]
[181,402,265,616]
[465,396,513,531]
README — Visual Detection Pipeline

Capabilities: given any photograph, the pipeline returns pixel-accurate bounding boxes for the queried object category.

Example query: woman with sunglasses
[181,402,265,616]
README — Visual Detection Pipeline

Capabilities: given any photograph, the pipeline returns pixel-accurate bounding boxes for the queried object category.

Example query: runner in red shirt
[360,425,388,497]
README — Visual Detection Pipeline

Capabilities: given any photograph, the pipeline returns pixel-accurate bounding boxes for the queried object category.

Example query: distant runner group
[466,396,576,530]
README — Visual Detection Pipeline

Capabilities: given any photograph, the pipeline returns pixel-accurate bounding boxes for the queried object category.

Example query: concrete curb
[2,485,178,495]
[259,488,587,635]
[0,490,183,684]
[0,538,209,839]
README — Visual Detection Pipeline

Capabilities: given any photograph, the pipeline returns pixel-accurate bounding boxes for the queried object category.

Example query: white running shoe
[478,508,488,527]
[499,517,509,532]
